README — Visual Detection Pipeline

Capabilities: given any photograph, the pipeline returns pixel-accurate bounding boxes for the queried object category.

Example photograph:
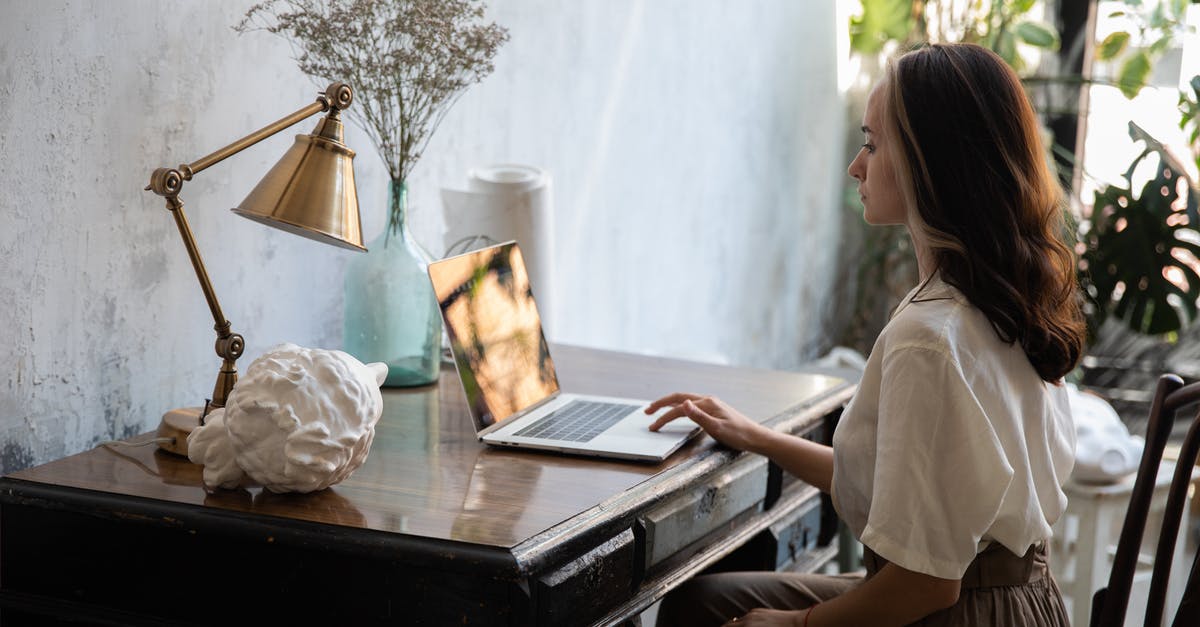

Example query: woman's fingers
[644,392,704,414]
[649,402,700,431]
[649,399,717,432]
[647,407,683,432]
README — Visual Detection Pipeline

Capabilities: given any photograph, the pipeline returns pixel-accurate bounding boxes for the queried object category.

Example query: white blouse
[830,276,1076,580]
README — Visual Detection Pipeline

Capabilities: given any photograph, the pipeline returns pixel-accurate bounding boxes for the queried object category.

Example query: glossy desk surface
[5,344,850,555]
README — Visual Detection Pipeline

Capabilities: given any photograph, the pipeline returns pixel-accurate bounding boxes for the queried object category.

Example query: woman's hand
[648,392,835,493]
[646,393,774,454]
[721,608,805,627]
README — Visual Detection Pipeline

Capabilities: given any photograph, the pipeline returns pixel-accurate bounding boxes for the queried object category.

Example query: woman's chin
[863,209,905,226]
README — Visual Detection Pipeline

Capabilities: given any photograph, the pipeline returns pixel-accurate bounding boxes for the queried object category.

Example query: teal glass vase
[343,179,443,386]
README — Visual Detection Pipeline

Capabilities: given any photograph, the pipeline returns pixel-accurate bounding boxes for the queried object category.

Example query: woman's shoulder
[883,277,996,358]
[886,277,960,334]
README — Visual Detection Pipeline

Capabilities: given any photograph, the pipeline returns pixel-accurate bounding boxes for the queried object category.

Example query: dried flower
[237,0,509,229]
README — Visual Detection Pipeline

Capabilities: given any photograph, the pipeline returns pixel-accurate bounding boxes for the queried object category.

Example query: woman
[648,42,1085,627]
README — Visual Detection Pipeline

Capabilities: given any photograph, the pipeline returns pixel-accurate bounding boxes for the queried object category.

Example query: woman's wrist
[802,604,818,627]
[748,425,784,457]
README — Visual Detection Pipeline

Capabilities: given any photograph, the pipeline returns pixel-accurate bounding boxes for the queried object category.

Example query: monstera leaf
[1081,123,1200,336]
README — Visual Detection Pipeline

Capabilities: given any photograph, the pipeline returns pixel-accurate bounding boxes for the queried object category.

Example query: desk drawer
[534,528,636,627]
[771,492,823,570]
[641,456,768,569]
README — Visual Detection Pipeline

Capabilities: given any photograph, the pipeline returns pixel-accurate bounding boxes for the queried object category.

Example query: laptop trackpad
[610,411,700,438]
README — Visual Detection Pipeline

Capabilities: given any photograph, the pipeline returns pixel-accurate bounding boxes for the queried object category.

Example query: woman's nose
[847,154,864,181]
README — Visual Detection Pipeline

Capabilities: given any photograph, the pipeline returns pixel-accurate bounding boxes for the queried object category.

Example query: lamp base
[156,406,206,458]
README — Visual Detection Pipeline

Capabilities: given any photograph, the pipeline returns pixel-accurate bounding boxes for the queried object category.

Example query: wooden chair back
[1090,374,1200,627]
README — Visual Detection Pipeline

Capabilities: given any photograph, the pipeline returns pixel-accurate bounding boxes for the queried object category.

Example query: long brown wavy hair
[883,43,1086,382]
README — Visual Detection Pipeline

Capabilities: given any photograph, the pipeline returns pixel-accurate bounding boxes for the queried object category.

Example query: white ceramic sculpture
[1067,384,1145,484]
[188,343,388,493]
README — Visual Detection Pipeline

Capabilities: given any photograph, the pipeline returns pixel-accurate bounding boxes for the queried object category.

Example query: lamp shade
[233,119,365,252]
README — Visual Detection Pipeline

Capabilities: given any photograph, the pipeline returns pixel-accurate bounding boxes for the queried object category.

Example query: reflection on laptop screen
[429,242,559,428]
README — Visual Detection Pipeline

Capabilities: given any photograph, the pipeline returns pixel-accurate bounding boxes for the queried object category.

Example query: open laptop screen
[428,241,559,429]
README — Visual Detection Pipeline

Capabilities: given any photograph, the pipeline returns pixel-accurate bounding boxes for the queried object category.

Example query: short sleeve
[860,343,1015,580]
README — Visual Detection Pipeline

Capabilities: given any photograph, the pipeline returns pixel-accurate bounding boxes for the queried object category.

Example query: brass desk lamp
[145,82,365,458]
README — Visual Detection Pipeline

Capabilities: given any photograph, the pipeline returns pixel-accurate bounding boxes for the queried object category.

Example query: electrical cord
[99,437,174,449]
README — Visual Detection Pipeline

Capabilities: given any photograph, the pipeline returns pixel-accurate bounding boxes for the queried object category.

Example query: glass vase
[343,179,443,386]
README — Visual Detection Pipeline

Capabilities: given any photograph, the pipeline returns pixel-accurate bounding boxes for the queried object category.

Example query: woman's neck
[905,223,936,283]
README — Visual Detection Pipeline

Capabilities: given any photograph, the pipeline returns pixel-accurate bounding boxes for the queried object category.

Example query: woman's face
[847,83,907,225]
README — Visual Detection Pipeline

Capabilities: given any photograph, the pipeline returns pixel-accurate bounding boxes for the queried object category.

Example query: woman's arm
[754,429,834,494]
[646,393,834,493]
[729,563,960,626]
[806,562,960,625]
[649,395,961,625]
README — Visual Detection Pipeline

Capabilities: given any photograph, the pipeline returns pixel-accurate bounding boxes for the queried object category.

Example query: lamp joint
[320,82,353,114]
[146,167,186,198]
[215,333,245,362]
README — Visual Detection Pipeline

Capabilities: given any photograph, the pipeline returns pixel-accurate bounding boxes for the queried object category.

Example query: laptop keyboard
[513,400,641,442]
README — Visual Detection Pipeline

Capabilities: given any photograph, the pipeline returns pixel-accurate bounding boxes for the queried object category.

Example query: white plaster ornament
[188,343,388,493]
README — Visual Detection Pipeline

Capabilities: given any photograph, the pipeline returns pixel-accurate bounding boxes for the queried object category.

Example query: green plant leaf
[1013,0,1037,13]
[1149,36,1172,56]
[849,0,912,54]
[1172,0,1189,19]
[1081,158,1200,335]
[1186,182,1200,240]
[1148,1,1168,29]
[1015,21,1059,49]
[1183,76,1200,147]
[995,29,1019,68]
[1127,122,1199,225]
[1097,31,1130,60]
[1117,50,1152,98]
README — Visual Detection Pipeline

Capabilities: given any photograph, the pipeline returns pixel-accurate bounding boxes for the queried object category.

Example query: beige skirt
[655,541,1069,627]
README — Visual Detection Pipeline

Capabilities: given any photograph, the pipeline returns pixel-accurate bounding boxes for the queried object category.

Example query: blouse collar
[891,272,961,319]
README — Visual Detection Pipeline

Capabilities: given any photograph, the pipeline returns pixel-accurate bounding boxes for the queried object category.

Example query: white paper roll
[441,164,556,338]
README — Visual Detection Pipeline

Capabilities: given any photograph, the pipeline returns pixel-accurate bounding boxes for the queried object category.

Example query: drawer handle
[697,486,718,515]
[585,562,603,587]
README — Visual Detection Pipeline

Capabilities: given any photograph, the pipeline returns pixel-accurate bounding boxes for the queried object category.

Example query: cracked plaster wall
[0,0,846,473]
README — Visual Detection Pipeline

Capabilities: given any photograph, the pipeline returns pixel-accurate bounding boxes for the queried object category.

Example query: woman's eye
[861,143,876,154]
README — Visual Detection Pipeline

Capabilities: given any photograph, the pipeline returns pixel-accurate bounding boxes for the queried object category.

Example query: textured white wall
[0,0,846,471]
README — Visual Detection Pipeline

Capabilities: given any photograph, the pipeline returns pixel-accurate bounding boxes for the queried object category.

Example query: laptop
[427,241,701,462]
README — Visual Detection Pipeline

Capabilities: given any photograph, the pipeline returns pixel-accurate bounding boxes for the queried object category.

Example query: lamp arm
[161,193,244,415]
[187,100,327,177]
[143,82,354,416]
[157,82,353,185]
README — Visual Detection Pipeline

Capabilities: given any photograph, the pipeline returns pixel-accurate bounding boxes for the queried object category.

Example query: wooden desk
[0,345,853,626]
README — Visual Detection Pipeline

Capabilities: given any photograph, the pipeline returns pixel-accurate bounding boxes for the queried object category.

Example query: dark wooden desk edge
[0,478,523,576]
[762,379,855,432]
[509,381,856,574]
